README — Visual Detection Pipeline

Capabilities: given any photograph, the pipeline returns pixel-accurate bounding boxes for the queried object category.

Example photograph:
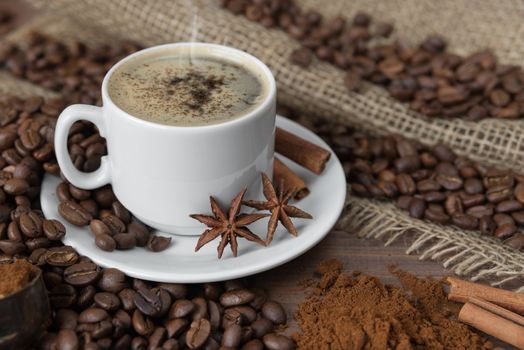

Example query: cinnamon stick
[273,157,309,200]
[458,298,524,349]
[447,277,524,315]
[275,127,331,174]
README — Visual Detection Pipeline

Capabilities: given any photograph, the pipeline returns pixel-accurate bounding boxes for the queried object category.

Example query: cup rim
[101,42,276,130]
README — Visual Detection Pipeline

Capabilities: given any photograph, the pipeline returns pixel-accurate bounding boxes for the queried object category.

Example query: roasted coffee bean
[56,182,71,202]
[186,318,211,349]
[49,283,77,308]
[408,197,426,219]
[483,170,513,189]
[148,327,166,349]
[58,200,92,226]
[262,333,296,350]
[89,219,112,236]
[208,300,222,330]
[169,299,195,319]
[0,239,25,255]
[4,178,29,195]
[243,339,265,350]
[451,214,478,230]
[55,309,78,330]
[158,282,187,299]
[395,156,420,173]
[42,219,66,240]
[396,195,413,210]
[436,174,463,191]
[493,213,515,226]
[6,221,21,241]
[127,221,150,247]
[464,178,484,194]
[64,262,100,286]
[112,201,131,224]
[25,237,51,251]
[261,301,287,325]
[101,215,126,235]
[496,200,524,213]
[77,285,96,309]
[479,216,496,235]
[68,184,91,201]
[445,194,464,216]
[118,288,137,311]
[515,183,524,203]
[511,211,524,225]
[133,286,162,317]
[417,179,440,192]
[251,318,273,339]
[166,318,189,338]
[504,234,524,250]
[98,268,127,293]
[222,324,242,348]
[220,289,255,307]
[95,234,116,252]
[132,310,154,336]
[466,205,494,219]
[56,329,79,350]
[114,232,137,250]
[78,308,109,323]
[146,235,171,252]
[460,193,485,208]
[222,308,246,329]
[424,207,449,223]
[495,223,517,239]
[19,211,43,237]
[486,186,513,203]
[79,199,98,218]
[131,336,147,350]
[395,173,416,195]
[192,297,209,320]
[46,246,78,266]
[423,191,446,203]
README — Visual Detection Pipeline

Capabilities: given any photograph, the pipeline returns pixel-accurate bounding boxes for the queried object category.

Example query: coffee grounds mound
[0,259,38,298]
[294,259,492,350]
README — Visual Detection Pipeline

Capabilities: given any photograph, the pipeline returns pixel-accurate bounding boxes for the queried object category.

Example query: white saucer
[41,116,346,283]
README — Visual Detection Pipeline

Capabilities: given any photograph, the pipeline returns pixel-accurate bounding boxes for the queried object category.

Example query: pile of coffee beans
[57,180,172,253]
[222,0,524,121]
[279,106,524,251]
[3,247,294,349]
[0,32,140,105]
[0,8,14,36]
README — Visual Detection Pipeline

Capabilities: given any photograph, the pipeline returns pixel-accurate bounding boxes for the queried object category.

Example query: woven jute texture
[30,0,524,173]
[9,5,524,289]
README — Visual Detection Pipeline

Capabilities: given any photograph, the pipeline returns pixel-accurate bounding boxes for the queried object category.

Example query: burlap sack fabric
[4,1,523,289]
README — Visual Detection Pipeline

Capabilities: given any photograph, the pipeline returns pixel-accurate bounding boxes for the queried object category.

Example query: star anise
[190,188,267,258]
[243,173,312,244]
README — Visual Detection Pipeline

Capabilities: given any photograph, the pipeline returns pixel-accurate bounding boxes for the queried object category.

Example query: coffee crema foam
[108,50,267,126]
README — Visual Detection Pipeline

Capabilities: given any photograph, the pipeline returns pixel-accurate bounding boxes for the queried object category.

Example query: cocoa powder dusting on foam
[294,259,492,350]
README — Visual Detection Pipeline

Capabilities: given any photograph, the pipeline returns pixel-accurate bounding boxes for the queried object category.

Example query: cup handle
[54,104,111,189]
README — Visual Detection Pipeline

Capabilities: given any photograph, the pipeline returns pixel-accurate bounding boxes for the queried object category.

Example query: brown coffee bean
[483,169,513,189]
[93,292,121,312]
[59,200,92,226]
[4,178,29,195]
[78,308,109,323]
[158,282,187,299]
[134,286,162,317]
[0,239,25,255]
[436,174,463,191]
[478,216,496,235]
[460,193,486,208]
[251,318,273,339]
[424,207,449,223]
[496,200,523,213]
[191,297,209,320]
[42,219,66,240]
[486,185,513,203]
[395,156,420,173]
[102,215,126,235]
[68,184,91,201]
[90,219,112,236]
[166,318,189,338]
[95,234,116,252]
[495,223,517,239]
[98,268,127,293]
[56,182,71,202]
[395,173,416,195]
[114,233,137,250]
[56,329,78,350]
[222,324,242,348]
[146,235,171,252]
[504,234,524,250]
[55,309,78,331]
[132,310,154,336]
[64,262,100,286]
[463,178,484,194]
[417,179,440,192]
[222,308,246,329]
[451,214,478,230]
[18,211,42,238]
[396,195,413,210]
[127,221,150,247]
[46,246,78,266]
[49,283,77,308]
[208,300,222,330]
[466,205,494,219]
[94,187,115,208]
[186,318,211,349]
[511,211,524,225]
[511,182,524,203]
[261,301,286,325]
[6,220,22,241]
[445,194,463,216]
[220,289,255,307]
[262,333,295,350]
[112,201,131,224]
[79,199,98,218]
[423,191,446,203]
[408,197,426,219]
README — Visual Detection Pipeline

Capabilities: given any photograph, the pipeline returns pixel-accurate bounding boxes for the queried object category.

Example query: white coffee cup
[54,43,276,235]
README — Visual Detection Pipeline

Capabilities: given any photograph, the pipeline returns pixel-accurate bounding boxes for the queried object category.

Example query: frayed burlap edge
[337,195,524,292]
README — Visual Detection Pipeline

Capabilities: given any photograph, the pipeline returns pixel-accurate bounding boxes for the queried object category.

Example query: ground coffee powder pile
[294,260,492,350]
[0,259,38,298]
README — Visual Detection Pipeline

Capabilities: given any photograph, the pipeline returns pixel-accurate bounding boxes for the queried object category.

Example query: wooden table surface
[1,1,510,348]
